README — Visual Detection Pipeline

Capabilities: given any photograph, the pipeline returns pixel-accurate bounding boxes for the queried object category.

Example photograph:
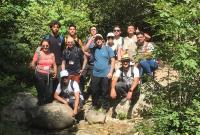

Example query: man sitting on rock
[54,70,84,116]
[110,54,140,118]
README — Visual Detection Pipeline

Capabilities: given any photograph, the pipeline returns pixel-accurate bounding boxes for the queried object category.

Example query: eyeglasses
[113,29,120,32]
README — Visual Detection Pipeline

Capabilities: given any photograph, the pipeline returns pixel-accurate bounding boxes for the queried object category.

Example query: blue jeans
[140,59,158,76]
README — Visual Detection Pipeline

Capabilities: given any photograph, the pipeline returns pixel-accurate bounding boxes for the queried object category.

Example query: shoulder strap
[70,80,74,91]
[59,35,64,43]
[119,67,124,82]
[105,45,110,58]
[36,51,41,64]
[43,34,50,40]
[122,37,124,46]
[131,65,134,77]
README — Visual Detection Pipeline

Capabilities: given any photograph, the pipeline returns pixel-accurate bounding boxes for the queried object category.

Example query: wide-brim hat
[121,53,131,61]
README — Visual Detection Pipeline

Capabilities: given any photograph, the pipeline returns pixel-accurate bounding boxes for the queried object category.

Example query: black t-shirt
[45,34,64,65]
[63,46,83,74]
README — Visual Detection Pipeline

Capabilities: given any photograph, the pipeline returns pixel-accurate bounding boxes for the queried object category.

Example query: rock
[1,92,35,124]
[85,110,106,124]
[1,92,75,130]
[28,101,75,129]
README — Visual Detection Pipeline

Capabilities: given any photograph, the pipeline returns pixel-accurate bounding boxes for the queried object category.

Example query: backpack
[74,38,82,48]
[119,65,134,82]
[60,80,75,98]
[44,34,64,44]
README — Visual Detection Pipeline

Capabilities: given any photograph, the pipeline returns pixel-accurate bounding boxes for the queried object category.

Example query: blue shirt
[90,45,115,77]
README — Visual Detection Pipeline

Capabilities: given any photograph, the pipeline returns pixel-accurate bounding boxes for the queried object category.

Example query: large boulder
[1,92,75,130]
[28,101,75,129]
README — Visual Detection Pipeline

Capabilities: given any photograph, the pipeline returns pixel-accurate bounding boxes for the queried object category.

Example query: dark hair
[136,31,145,36]
[90,25,97,31]
[40,39,50,46]
[113,25,121,30]
[49,20,61,28]
[68,24,76,29]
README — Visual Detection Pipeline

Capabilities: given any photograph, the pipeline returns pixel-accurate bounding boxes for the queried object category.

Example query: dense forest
[0,0,200,134]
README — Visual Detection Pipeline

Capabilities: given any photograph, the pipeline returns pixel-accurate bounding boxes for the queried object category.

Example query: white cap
[95,34,103,39]
[107,32,114,37]
[60,70,69,78]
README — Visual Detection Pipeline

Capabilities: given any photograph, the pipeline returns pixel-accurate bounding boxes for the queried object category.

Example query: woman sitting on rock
[54,70,84,116]
[30,39,57,105]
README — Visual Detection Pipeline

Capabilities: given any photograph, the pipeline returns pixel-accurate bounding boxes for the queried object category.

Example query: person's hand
[52,71,57,79]
[79,69,83,75]
[29,63,36,70]
[73,109,78,117]
[110,88,117,99]
[126,91,133,100]
[107,72,112,79]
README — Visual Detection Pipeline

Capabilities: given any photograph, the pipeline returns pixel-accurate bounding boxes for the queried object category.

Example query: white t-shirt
[114,66,140,86]
[55,80,84,100]
[113,37,123,50]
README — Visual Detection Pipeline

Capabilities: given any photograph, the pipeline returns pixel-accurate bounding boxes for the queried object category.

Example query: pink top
[33,51,55,74]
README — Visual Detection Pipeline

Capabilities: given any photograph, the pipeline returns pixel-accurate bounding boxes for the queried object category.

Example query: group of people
[30,20,158,117]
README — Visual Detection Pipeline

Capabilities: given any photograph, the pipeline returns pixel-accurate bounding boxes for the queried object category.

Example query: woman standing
[30,39,57,105]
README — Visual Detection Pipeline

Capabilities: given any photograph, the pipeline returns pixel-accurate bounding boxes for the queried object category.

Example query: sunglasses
[42,45,49,48]
[113,29,120,32]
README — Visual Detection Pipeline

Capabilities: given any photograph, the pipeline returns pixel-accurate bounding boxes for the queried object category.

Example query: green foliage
[117,112,127,120]
[16,0,92,48]
[0,0,92,110]
[136,0,200,134]
[86,0,154,35]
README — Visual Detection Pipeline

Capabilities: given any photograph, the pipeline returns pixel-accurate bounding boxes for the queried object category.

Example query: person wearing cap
[54,70,84,116]
[110,53,140,117]
[85,34,115,112]
[106,32,116,55]
[107,32,122,69]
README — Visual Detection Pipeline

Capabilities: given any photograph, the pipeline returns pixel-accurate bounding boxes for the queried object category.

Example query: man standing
[123,24,138,60]
[67,24,83,48]
[85,34,115,112]
[62,36,87,83]
[113,25,124,60]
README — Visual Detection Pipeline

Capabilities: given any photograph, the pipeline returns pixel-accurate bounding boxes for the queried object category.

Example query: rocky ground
[0,65,178,135]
